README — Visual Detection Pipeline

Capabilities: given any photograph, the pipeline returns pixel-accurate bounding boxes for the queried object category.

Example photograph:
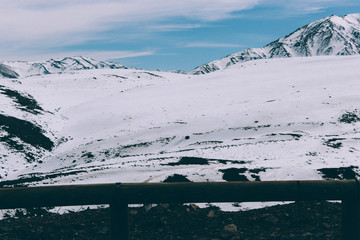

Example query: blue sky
[1,0,360,71]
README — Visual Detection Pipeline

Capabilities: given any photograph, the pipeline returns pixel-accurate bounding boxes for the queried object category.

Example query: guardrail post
[110,183,129,240]
[342,179,360,240]
[342,199,360,240]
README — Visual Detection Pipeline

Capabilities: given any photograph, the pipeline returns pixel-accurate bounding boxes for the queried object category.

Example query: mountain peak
[190,13,360,74]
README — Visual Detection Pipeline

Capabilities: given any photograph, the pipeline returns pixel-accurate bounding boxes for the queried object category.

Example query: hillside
[1,55,360,193]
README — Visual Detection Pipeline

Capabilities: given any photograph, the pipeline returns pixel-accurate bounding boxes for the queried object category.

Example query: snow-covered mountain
[1,13,360,194]
[1,55,360,189]
[0,56,127,78]
[191,13,360,74]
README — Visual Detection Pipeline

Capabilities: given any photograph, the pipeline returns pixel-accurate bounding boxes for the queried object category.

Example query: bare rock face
[0,63,19,79]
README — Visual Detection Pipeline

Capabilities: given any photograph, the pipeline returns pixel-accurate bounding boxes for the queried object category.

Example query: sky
[1,0,360,71]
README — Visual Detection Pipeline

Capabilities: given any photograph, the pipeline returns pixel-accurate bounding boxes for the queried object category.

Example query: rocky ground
[0,201,341,240]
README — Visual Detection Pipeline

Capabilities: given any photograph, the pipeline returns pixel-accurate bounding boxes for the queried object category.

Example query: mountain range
[1,13,360,208]
[2,14,360,78]
[191,13,360,74]
[0,56,127,79]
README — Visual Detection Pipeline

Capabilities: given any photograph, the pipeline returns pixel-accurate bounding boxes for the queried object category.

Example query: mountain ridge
[190,13,360,74]
[0,56,127,79]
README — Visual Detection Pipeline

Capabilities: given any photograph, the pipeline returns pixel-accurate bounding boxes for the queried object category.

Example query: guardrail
[0,180,359,239]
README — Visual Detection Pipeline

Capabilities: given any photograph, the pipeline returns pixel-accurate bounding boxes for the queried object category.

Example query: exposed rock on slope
[0,63,19,79]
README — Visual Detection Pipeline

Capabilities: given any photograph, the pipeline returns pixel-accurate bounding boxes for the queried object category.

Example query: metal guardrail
[0,180,359,239]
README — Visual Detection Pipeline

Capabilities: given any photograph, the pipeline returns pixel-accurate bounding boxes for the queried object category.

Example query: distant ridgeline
[0,56,127,79]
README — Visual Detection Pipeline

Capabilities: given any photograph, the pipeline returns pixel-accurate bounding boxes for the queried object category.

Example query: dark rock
[207,210,215,218]
[322,223,331,229]
[262,214,279,224]
[224,223,238,233]
[339,111,360,123]
[163,174,191,182]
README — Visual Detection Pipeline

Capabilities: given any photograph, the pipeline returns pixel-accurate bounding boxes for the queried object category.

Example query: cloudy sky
[1,0,360,71]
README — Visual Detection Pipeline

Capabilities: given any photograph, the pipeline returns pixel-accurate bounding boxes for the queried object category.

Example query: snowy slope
[0,56,127,79]
[1,55,360,187]
[191,13,360,74]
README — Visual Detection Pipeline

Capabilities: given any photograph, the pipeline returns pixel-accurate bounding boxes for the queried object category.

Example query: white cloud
[0,0,260,60]
[0,50,155,62]
[1,0,354,44]
[184,42,245,48]
[0,0,260,41]
[146,24,204,32]
[102,51,155,60]
[260,0,360,15]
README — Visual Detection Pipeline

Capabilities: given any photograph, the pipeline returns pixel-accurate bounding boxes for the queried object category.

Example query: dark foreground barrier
[0,180,359,239]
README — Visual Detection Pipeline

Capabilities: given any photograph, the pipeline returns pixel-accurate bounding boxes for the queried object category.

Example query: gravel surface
[0,201,342,240]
